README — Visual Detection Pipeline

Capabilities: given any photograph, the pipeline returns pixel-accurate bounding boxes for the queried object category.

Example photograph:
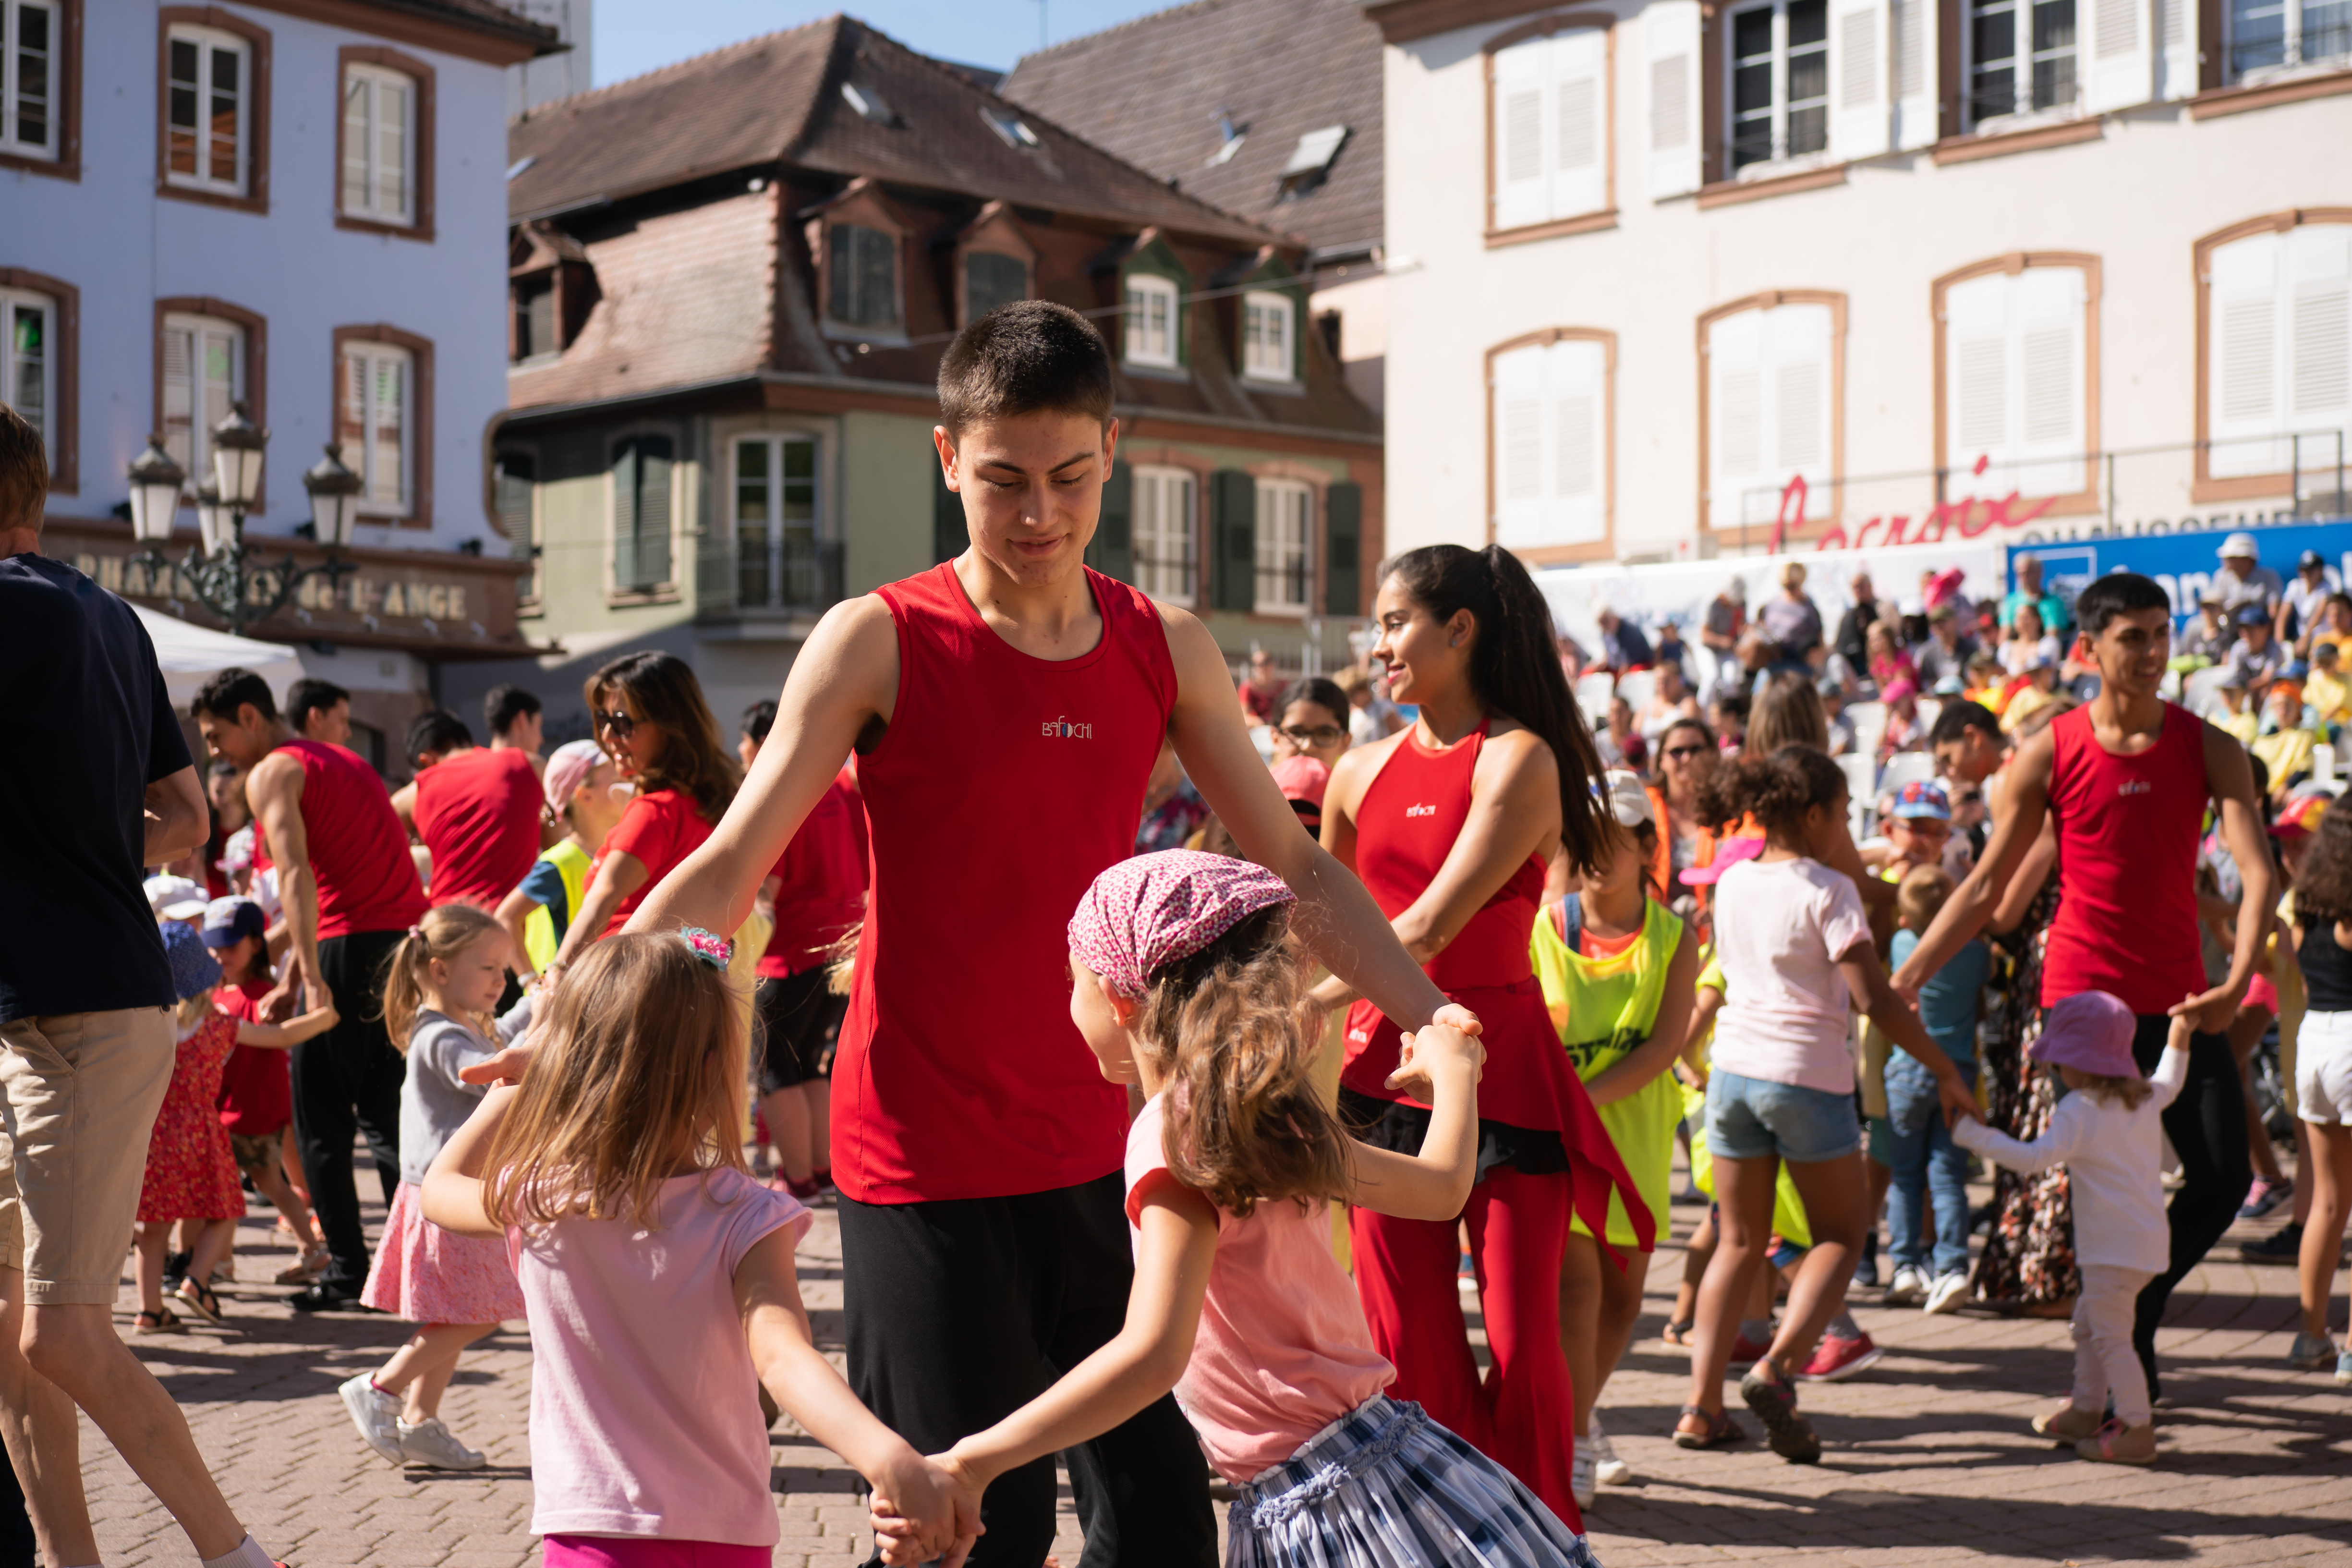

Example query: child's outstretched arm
[1583,925,1699,1106]
[734,1233,977,1568]
[1837,938,1976,1129]
[1950,1094,2088,1174]
[419,1084,519,1239]
[231,1003,339,1050]
[2151,1005,2194,1111]
[929,1191,1218,1542]
[1345,1021,1484,1220]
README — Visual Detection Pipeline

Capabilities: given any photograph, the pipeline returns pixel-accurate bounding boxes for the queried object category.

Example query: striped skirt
[1228,1396,1600,1568]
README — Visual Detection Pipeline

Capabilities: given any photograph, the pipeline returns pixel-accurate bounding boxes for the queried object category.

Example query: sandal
[2074,1418,2157,1466]
[1661,1318,1696,1347]
[173,1278,225,1326]
[1739,1362,1822,1463]
[133,1307,183,1334]
[275,1244,329,1285]
[1671,1404,1745,1449]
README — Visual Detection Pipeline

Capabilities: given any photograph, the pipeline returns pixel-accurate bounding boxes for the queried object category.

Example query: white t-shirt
[1709,856,1874,1094]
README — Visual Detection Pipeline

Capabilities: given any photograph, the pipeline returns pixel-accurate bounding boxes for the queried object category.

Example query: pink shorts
[542,1538,771,1568]
[2246,973,2280,1014]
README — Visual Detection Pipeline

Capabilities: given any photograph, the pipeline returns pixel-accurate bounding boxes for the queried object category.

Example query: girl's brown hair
[2065,1069,2154,1111]
[1698,742,1848,843]
[2294,802,2352,927]
[585,651,741,826]
[1133,905,1349,1217]
[483,934,749,1228]
[1746,672,1830,756]
[381,903,506,1046]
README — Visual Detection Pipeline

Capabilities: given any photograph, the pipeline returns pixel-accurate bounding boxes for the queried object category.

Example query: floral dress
[1970,874,2079,1307]
[137,1013,246,1225]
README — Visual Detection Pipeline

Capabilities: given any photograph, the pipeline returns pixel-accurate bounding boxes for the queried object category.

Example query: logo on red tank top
[2119,781,2152,796]
[1041,716,1095,739]
[1405,802,1438,818]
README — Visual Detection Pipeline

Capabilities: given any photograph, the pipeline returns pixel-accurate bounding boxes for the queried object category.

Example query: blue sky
[592,0,1181,82]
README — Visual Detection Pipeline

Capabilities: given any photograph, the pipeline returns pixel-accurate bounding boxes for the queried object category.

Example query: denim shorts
[1706,1069,1861,1164]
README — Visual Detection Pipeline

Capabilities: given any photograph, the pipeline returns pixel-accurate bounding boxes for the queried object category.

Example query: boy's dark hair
[2073,571,2171,638]
[0,402,44,533]
[192,667,279,724]
[1273,677,1349,726]
[1929,699,2001,748]
[936,300,1114,438]
[285,678,350,733]
[485,683,541,737]
[741,698,777,746]
[405,708,474,766]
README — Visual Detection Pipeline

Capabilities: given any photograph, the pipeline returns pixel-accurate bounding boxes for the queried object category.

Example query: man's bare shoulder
[247,749,302,795]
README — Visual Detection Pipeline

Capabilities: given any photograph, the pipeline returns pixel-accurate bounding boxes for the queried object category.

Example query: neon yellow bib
[1530,898,1683,1248]
[523,839,592,973]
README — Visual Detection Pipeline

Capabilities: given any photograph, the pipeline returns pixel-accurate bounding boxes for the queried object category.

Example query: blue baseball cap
[1891,780,1952,821]
[162,920,223,1002]
[2237,603,2272,626]
[201,897,266,949]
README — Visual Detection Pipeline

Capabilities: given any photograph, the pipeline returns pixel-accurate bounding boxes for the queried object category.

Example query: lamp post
[122,403,360,636]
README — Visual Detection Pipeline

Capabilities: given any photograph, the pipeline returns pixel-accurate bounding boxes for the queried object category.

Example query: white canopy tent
[134,605,303,708]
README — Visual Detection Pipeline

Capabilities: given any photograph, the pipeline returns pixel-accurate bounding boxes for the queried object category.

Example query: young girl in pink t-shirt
[421,930,971,1568]
[905,851,1594,1568]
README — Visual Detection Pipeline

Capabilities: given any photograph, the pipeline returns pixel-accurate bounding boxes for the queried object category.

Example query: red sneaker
[1731,1333,1772,1364]
[1794,1330,1883,1382]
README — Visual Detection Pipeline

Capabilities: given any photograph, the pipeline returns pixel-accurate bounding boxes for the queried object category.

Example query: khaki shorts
[0,1009,174,1305]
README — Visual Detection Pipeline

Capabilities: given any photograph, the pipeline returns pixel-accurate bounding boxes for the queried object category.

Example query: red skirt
[1341,979,1654,1265]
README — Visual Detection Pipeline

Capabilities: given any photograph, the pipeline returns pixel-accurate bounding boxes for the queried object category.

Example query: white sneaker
[1882,1265,1928,1306]
[1570,1444,1596,1508]
[397,1416,486,1470]
[1922,1270,1970,1315]
[338,1374,403,1465]
[1589,1413,1632,1485]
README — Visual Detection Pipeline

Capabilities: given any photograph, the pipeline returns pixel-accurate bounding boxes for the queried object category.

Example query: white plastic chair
[1915,697,1943,733]
[1249,723,1276,764]
[1877,751,1938,797]
[2182,666,2230,718]
[1846,701,1889,759]
[1614,669,1658,713]
[1576,670,1616,710]
[1837,753,1877,839]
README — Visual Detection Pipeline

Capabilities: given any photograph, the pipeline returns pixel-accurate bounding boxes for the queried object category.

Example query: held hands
[1385,1021,1487,1101]
[458,1009,544,1087]
[1937,1071,1978,1132]
[2166,981,2241,1037]
[870,1450,984,1568]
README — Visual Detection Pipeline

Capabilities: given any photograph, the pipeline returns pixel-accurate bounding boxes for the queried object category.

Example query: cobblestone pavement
[79,1179,2352,1568]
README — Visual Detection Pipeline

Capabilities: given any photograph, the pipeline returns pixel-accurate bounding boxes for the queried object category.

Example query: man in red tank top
[194,669,427,1312]
[573,304,1474,1567]
[1895,571,2270,1399]
[391,709,545,914]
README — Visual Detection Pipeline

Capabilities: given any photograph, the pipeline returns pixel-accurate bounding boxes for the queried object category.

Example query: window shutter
[1766,304,1834,521]
[1087,460,1135,583]
[1552,337,1608,545]
[1891,0,1938,147]
[2155,0,2195,99]
[1491,36,1547,231]
[1551,29,1608,222]
[613,441,640,589]
[2290,225,2352,481]
[1707,310,1765,530]
[2209,233,2285,478]
[933,459,964,563]
[1947,272,2015,486]
[1645,1,1704,199]
[2083,0,2154,112]
[1210,469,1256,612]
[2015,267,2088,498]
[1493,343,1547,544]
[1324,481,1362,616]
[1832,0,1891,160]
[640,439,673,587]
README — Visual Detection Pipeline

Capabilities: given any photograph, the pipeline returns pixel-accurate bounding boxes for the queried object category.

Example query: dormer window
[513,274,555,361]
[1124,274,1179,368]
[827,225,899,330]
[981,106,1038,147]
[1242,291,1296,382]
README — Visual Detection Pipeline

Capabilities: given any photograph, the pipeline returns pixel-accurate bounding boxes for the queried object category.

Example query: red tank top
[277,739,426,940]
[413,747,543,913]
[1352,723,1547,991]
[759,766,870,979]
[838,564,1176,1204]
[2041,702,2209,1013]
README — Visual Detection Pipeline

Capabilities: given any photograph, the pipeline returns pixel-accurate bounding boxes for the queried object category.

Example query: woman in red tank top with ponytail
[1318,544,1649,1532]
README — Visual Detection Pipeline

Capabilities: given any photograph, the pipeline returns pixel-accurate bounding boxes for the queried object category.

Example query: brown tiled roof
[1001,0,1383,258]
[360,0,562,51]
[508,14,1287,247]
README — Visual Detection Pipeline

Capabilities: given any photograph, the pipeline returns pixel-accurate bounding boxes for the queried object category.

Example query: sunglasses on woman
[595,708,637,739]
[1279,724,1346,747]
[1661,743,1709,761]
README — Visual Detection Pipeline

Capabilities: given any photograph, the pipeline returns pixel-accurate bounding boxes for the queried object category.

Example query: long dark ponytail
[1382,543,1610,875]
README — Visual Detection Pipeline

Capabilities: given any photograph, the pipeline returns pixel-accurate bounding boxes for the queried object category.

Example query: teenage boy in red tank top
[1896,571,2272,1399]
[194,669,428,1313]
[529,303,1473,1567]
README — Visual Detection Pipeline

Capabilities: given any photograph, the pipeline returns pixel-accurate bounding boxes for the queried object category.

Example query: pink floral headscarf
[1067,850,1297,999]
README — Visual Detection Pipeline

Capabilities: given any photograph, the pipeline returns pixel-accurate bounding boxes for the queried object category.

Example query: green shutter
[1210,469,1256,613]
[1324,481,1362,617]
[933,456,965,564]
[1087,460,1134,583]
[613,441,639,589]
[639,438,673,587]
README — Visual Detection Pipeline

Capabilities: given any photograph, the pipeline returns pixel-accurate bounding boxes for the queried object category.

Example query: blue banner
[2015,519,2352,623]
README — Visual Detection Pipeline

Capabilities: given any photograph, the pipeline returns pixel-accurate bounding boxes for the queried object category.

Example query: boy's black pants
[2128,1013,2252,1383]
[838,1171,1216,1568]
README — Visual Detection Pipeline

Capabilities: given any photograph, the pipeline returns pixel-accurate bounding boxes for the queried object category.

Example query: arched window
[2198,212,2352,501]
[1700,293,1842,535]
[1935,254,2099,507]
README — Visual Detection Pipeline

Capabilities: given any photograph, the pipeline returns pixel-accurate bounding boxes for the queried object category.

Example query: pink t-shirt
[1708,855,1875,1094]
[507,1167,811,1544]
[1124,1095,1393,1483]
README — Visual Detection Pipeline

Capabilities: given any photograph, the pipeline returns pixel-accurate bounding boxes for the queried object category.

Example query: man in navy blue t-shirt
[0,406,286,1568]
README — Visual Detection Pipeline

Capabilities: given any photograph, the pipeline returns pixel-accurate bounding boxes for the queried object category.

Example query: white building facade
[1368,0,2352,565]
[3,0,558,753]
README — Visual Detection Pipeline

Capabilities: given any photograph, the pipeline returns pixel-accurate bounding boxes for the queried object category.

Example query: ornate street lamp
[123,404,358,636]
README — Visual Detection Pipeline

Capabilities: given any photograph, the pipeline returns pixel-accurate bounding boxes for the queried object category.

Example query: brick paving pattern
[80,1179,2352,1567]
